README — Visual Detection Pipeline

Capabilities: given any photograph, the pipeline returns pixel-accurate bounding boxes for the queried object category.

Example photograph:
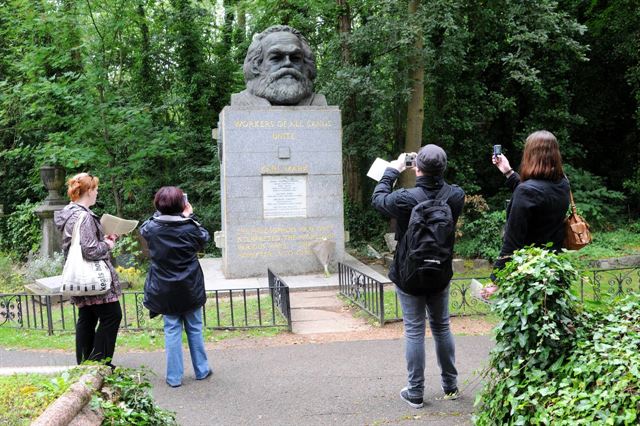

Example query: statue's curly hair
[243,25,317,82]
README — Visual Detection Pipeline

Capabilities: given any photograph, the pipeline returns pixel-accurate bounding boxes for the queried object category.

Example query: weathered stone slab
[218,106,344,278]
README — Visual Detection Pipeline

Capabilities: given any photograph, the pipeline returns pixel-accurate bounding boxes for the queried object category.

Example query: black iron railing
[0,287,292,335]
[338,263,388,324]
[338,263,640,325]
[268,269,293,332]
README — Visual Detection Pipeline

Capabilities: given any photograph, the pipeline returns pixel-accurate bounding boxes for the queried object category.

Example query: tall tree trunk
[136,2,156,105]
[235,1,246,49]
[337,0,362,205]
[400,0,425,189]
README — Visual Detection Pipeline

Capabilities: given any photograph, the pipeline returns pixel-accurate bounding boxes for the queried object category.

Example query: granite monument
[216,25,344,278]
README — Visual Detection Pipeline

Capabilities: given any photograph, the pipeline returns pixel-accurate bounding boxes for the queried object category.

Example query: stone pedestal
[216,106,345,278]
[35,165,67,258]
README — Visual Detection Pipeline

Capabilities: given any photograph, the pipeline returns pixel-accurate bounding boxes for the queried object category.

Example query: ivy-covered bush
[475,247,640,425]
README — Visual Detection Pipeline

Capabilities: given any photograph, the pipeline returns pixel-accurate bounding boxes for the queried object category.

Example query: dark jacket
[54,203,121,308]
[493,172,570,270]
[140,213,210,315]
[371,168,465,291]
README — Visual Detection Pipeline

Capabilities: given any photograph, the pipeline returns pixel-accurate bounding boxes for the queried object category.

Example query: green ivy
[475,247,640,424]
[92,367,177,426]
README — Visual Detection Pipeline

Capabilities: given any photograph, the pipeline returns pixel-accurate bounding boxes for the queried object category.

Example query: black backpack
[395,184,455,295]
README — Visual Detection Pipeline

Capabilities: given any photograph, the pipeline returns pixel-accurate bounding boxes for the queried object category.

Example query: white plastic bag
[61,212,112,296]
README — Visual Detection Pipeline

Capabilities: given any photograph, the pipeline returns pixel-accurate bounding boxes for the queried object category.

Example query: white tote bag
[61,212,112,296]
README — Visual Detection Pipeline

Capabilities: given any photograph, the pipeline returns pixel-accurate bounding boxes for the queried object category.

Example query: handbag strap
[564,174,578,215]
[70,211,88,248]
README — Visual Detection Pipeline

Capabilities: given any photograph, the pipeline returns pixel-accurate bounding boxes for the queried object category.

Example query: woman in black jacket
[141,186,211,387]
[483,130,570,298]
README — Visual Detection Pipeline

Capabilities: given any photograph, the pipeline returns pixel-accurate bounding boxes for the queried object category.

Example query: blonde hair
[67,173,99,201]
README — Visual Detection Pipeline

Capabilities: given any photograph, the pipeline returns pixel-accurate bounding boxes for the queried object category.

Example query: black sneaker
[400,387,424,408]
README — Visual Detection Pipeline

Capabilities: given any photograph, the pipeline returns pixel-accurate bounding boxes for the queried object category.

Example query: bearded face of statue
[247,31,314,105]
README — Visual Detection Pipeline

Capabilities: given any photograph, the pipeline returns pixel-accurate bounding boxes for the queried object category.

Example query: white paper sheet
[366,158,392,181]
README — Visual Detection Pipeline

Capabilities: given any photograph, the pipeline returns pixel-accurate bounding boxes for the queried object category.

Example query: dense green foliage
[93,367,177,425]
[475,247,640,425]
[0,0,638,257]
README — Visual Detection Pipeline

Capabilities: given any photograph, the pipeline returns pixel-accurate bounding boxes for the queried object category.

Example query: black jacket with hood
[140,213,210,315]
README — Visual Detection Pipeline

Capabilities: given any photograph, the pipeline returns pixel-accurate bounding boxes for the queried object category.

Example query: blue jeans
[163,307,211,386]
[396,286,457,398]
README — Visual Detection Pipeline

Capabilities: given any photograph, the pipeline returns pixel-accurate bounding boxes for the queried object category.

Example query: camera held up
[405,153,417,168]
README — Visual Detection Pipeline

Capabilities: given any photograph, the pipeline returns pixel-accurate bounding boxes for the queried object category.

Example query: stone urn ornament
[40,164,66,205]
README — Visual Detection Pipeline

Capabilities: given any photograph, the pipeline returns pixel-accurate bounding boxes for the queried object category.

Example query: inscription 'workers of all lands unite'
[233,120,335,129]
[235,225,333,258]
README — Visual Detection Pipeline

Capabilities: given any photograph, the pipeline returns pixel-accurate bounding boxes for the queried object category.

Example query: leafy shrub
[112,234,147,269]
[346,200,389,250]
[454,210,505,261]
[2,201,41,260]
[564,165,626,228]
[22,252,64,282]
[115,266,146,290]
[475,248,640,425]
[93,366,177,425]
[462,194,490,223]
[0,252,25,292]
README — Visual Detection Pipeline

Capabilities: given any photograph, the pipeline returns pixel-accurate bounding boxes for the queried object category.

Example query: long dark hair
[519,130,564,181]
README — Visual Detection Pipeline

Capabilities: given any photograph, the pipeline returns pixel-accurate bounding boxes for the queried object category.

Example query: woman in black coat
[141,186,211,387]
[483,130,570,298]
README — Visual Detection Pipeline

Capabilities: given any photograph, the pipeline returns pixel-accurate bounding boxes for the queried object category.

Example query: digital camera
[405,153,416,168]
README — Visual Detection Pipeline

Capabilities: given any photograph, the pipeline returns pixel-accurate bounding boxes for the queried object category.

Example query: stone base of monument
[199,253,389,292]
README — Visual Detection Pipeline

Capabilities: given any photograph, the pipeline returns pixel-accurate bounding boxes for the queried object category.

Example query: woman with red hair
[54,172,122,368]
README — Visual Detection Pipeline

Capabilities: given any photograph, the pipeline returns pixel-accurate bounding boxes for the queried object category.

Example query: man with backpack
[371,144,465,409]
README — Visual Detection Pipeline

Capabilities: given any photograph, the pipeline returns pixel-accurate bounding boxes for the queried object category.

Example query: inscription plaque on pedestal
[263,175,307,218]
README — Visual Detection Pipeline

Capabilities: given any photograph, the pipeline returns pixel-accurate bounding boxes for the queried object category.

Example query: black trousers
[75,301,122,365]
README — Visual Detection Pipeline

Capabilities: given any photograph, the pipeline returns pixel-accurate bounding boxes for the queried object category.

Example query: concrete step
[289,290,369,334]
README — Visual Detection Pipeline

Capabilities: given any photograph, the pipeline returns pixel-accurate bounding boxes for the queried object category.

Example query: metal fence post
[379,282,385,325]
[45,296,54,336]
[285,285,292,332]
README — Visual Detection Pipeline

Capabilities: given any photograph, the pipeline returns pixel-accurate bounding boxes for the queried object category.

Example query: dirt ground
[211,315,496,350]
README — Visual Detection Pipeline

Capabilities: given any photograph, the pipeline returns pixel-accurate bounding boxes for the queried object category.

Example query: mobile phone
[493,145,502,157]
[183,193,188,204]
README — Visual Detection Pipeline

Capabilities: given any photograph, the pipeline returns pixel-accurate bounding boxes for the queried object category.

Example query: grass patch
[0,325,284,352]
[0,369,84,425]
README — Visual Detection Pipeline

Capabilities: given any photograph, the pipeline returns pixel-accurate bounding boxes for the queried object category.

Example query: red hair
[519,130,564,181]
[67,173,99,201]
[154,186,185,215]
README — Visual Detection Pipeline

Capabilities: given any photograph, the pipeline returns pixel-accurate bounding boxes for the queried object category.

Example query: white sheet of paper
[100,214,139,235]
[366,158,391,181]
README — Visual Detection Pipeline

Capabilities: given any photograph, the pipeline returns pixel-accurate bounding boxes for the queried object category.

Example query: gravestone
[216,106,345,278]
